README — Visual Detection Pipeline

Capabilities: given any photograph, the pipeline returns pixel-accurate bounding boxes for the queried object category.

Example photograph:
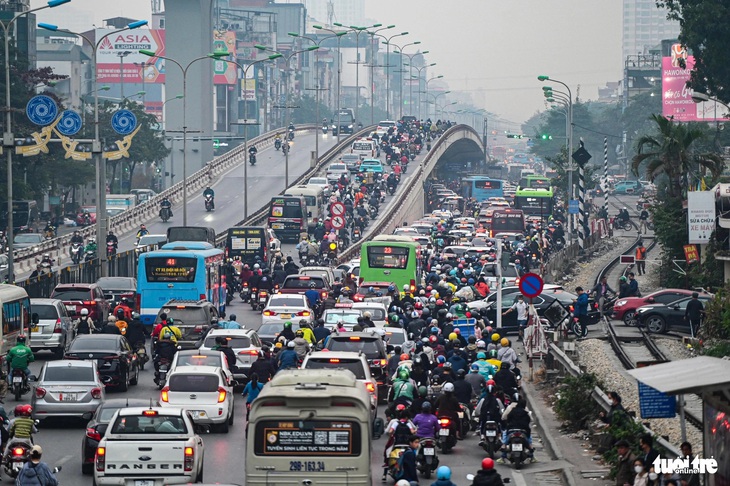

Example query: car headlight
[615,300,627,307]
[348,124,353,128]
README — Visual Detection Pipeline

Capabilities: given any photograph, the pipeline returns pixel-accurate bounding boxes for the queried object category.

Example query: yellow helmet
[448,332,458,342]
[491,333,500,342]
[500,338,509,347]
[452,297,460,303]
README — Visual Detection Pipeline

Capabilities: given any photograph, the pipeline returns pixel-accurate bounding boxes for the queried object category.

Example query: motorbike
[38,261,53,276]
[457,404,472,439]
[322,124,328,134]
[106,241,117,257]
[240,281,251,303]
[436,415,458,453]
[387,444,410,481]
[134,342,149,370]
[70,242,83,264]
[367,204,379,220]
[10,369,30,401]
[249,153,257,166]
[479,420,501,459]
[43,228,56,240]
[2,439,34,478]
[287,129,295,141]
[505,429,530,469]
[416,437,439,479]
[160,206,172,222]
[155,358,171,390]
[256,290,269,312]
[204,194,215,212]
[611,216,632,231]
[282,143,290,155]
[274,138,282,151]
[387,183,397,196]
[84,249,97,263]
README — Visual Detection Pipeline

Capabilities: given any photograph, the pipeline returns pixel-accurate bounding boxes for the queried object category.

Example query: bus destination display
[255,420,361,456]
[144,257,197,282]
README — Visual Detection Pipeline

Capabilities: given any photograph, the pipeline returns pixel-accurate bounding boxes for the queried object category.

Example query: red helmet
[481,458,495,470]
[436,299,444,306]
[429,335,437,344]
[457,264,463,269]
[15,404,32,417]
[461,278,467,283]
[454,328,461,335]
[486,379,496,387]
[396,404,406,411]
[426,286,433,292]
[414,301,423,309]
[400,353,410,361]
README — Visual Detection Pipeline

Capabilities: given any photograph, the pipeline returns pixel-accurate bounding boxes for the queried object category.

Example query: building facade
[622,0,680,60]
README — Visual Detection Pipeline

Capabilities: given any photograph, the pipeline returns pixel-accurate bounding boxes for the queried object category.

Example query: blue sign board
[111,109,137,135]
[568,199,579,215]
[637,381,676,419]
[26,95,58,126]
[56,110,82,136]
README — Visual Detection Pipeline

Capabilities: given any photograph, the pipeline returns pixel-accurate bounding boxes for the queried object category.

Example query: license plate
[65,305,76,312]
[439,428,450,436]
[486,430,497,437]
[423,447,435,455]
[512,443,523,452]
[192,411,207,419]
[135,481,154,486]
[12,377,22,383]
[272,224,283,229]
[280,314,291,319]
[31,326,39,333]
[60,393,77,402]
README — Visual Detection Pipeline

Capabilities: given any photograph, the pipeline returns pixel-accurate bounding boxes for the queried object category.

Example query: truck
[93,406,205,485]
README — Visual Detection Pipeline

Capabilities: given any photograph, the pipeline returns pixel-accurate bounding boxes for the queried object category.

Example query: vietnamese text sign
[687,191,715,244]
[638,381,676,419]
[96,28,166,84]
[683,244,699,264]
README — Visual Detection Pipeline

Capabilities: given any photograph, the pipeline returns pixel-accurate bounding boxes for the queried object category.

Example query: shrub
[554,373,602,431]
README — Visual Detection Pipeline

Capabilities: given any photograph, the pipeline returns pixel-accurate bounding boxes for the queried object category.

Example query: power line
[571,122,623,140]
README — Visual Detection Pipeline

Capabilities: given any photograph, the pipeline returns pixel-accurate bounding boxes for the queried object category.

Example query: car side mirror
[229,380,239,388]
[31,313,39,324]
[672,305,680,310]
[647,297,655,303]
[81,411,94,421]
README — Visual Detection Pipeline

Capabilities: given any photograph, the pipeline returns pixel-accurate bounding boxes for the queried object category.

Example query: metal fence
[17,250,137,298]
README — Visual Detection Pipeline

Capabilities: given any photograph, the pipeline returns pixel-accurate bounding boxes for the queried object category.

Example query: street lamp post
[218,50,281,218]
[538,75,573,243]
[364,25,394,126]
[313,25,348,143]
[387,41,421,119]
[39,18,148,276]
[1,0,72,282]
[422,74,443,120]
[335,23,380,125]
[117,50,131,98]
[405,58,433,116]
[381,31,408,119]
[140,49,227,225]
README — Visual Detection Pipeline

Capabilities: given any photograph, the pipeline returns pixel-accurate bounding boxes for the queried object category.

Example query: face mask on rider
[648,472,658,480]
[634,466,643,474]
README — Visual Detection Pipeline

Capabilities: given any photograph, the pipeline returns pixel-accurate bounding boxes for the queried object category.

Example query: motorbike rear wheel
[14,384,21,401]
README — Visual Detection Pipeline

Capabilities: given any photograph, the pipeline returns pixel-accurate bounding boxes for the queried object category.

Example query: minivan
[268,196,307,242]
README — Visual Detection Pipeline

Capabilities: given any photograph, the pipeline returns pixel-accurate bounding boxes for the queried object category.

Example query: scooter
[505,429,530,469]
[84,249,97,262]
[134,342,149,370]
[249,153,257,166]
[479,420,501,459]
[204,194,215,212]
[436,416,458,453]
[322,124,328,134]
[160,206,172,222]
[106,241,117,257]
[387,444,410,481]
[457,404,472,439]
[282,143,290,155]
[2,439,34,478]
[256,290,269,312]
[10,369,29,401]
[274,138,282,151]
[416,437,439,479]
[70,242,82,264]
[155,358,170,390]
[240,282,251,303]
[287,128,295,141]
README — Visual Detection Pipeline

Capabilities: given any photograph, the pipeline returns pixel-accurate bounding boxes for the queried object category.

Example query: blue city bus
[137,243,225,325]
[461,177,504,201]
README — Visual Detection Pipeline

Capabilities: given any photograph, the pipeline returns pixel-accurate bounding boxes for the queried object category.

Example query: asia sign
[662,43,727,122]
[96,29,166,84]
[687,191,716,244]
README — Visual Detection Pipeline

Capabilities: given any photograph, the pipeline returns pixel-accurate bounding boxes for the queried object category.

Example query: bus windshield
[366,246,409,269]
[270,200,303,218]
[492,211,525,233]
[144,257,197,282]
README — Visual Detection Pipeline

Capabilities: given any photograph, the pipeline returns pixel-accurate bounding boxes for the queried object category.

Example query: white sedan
[262,294,314,325]
[326,162,349,183]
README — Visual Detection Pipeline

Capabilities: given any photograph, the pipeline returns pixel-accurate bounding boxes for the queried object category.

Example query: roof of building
[627,356,730,395]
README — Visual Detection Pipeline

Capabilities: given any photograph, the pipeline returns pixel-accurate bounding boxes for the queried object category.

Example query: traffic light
[506,134,524,139]
[540,134,553,140]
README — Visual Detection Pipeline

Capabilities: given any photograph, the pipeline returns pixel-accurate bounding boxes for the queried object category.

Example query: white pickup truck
[93,407,205,486]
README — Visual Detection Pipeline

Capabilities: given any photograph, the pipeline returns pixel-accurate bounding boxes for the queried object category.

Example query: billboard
[662,43,727,122]
[96,29,166,84]
[687,191,716,245]
[213,30,237,85]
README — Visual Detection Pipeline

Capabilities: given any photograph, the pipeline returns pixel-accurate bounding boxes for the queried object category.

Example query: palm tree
[631,114,724,197]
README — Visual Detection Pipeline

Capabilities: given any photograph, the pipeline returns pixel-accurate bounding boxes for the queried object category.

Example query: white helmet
[80,308,89,316]
[403,284,409,291]
[253,263,260,270]
[396,481,411,486]
[477,340,486,348]
[443,382,455,393]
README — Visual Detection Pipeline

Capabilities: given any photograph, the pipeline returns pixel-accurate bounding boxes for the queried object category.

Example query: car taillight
[365,381,376,393]
[200,294,206,301]
[135,293,141,312]
[35,387,46,399]
[353,294,363,302]
[297,311,310,317]
[103,355,118,361]
[238,350,259,355]
[321,291,327,298]
[86,428,102,442]
[263,310,276,316]
[161,386,169,403]
[91,387,102,399]
[96,447,106,471]
[184,447,194,471]
[217,387,227,403]
[83,301,96,306]
[410,280,416,293]
[53,318,62,333]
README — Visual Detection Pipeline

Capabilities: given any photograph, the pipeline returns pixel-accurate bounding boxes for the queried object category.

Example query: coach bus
[513,188,554,220]
[0,285,30,355]
[360,235,421,293]
[137,244,225,325]
[491,208,526,235]
[461,177,504,201]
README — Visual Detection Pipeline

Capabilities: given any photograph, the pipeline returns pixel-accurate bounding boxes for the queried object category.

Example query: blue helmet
[430,326,439,334]
[470,363,480,371]
[437,466,451,480]
[388,284,396,292]
[449,269,457,276]
[437,355,446,364]
[467,278,475,285]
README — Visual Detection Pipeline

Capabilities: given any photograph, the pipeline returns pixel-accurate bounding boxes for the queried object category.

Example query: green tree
[631,114,723,197]
[290,94,332,125]
[657,0,730,105]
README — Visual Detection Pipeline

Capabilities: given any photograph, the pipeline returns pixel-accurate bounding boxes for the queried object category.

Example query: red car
[50,283,110,326]
[353,281,394,302]
[76,206,97,226]
[612,289,703,326]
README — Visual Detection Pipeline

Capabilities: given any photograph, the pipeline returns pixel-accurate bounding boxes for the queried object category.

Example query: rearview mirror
[31,313,39,324]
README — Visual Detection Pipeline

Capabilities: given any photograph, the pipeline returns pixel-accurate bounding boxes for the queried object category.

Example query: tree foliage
[657,0,730,105]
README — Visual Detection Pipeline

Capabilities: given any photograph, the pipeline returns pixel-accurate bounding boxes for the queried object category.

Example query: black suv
[324,329,388,403]
[155,299,219,349]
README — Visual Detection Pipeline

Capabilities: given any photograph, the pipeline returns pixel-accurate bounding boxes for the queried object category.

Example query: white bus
[284,184,327,231]
[0,285,31,355]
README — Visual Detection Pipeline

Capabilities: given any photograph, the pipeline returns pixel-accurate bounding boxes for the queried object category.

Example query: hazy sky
[32,0,623,125]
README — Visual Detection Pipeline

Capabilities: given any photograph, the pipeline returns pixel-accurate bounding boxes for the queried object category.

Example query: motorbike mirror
[52,466,62,474]
[28,375,37,382]
[31,313,39,324]
[466,474,475,481]
[81,411,94,421]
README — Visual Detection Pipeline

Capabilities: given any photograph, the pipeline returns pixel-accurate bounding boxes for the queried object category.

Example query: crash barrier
[13,125,320,273]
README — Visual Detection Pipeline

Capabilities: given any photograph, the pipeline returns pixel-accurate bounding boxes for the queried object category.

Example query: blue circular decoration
[56,110,82,136]
[26,95,58,126]
[111,109,137,135]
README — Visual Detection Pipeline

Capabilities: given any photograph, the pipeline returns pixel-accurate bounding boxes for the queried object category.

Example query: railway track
[595,231,703,430]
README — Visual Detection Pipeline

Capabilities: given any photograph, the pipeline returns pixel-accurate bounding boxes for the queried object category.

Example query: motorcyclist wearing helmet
[435,381,462,423]
[7,336,33,378]
[304,281,321,310]
[390,367,416,405]
[453,368,474,404]
[499,395,534,464]
[412,401,440,439]
[292,330,309,359]
[113,298,133,321]
[279,321,295,342]
[471,457,505,486]
[70,230,83,245]
[114,308,129,335]
[493,361,518,394]
[159,196,172,217]
[479,379,505,440]
[497,338,518,370]
[466,363,487,396]
[76,308,96,334]
[6,404,36,457]
[84,237,98,255]
[433,465,458,486]
[213,336,237,371]
[203,186,215,207]
[486,349,502,371]
[154,317,182,345]
[277,341,299,370]
[136,224,149,240]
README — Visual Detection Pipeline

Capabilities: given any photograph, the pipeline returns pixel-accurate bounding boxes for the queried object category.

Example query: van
[3,200,40,233]
[246,369,372,485]
[225,226,269,265]
[283,184,326,231]
[166,226,216,245]
[350,138,378,160]
[268,196,307,242]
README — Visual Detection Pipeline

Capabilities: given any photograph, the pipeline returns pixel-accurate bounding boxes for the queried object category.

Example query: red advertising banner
[683,244,699,264]
[213,30,237,85]
[96,29,166,84]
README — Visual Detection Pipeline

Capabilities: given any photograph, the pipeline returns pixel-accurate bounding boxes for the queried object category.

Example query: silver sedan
[31,360,105,422]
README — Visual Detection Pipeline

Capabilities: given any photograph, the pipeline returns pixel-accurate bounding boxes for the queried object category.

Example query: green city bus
[513,187,554,219]
[359,235,421,293]
[519,175,551,190]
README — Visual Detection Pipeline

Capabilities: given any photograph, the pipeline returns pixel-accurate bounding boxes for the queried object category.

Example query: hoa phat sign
[687,191,715,244]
